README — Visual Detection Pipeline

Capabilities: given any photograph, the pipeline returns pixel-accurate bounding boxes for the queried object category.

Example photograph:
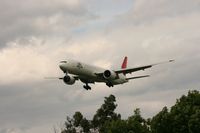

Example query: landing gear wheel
[83,85,87,90]
[106,82,114,87]
[87,85,91,90]
[83,85,91,90]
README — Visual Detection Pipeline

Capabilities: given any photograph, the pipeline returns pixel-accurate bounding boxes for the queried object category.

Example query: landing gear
[83,83,91,90]
[106,82,114,87]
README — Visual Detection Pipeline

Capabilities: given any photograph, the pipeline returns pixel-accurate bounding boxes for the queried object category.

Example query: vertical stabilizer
[121,56,128,69]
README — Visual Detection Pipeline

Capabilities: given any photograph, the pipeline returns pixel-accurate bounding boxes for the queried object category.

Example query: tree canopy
[61,90,200,133]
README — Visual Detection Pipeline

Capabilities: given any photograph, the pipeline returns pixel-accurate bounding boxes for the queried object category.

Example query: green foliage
[73,112,83,127]
[151,90,200,133]
[62,112,90,133]
[62,116,76,133]
[103,119,129,133]
[151,107,172,133]
[126,108,150,133]
[61,90,200,133]
[103,108,150,133]
[171,90,200,133]
[80,118,90,133]
[92,94,121,132]
[188,110,200,133]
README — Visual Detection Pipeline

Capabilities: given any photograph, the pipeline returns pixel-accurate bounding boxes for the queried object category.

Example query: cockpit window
[60,61,67,63]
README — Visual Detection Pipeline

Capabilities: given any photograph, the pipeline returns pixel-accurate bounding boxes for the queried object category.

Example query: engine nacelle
[63,75,76,85]
[103,70,117,80]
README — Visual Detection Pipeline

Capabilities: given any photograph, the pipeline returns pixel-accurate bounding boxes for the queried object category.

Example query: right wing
[115,60,174,75]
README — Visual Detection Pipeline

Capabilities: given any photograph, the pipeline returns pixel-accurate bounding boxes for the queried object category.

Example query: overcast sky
[0,0,200,132]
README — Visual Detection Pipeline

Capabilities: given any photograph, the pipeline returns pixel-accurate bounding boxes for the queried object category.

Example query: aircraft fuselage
[59,60,127,85]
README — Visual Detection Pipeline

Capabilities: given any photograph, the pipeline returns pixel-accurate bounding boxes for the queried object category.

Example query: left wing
[115,60,174,75]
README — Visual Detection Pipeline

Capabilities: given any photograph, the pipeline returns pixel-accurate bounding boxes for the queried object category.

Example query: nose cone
[59,63,64,70]
[59,62,67,72]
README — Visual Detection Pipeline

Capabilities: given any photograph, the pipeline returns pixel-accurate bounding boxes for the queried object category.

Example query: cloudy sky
[0,0,200,132]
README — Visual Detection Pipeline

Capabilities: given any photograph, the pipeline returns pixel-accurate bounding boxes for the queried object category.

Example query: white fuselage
[59,60,128,85]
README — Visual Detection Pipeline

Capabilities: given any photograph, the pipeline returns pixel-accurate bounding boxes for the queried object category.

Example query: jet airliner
[47,57,174,90]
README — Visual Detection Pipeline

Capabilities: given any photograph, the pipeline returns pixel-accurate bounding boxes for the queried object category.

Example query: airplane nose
[59,63,63,69]
[59,61,68,72]
[59,63,66,72]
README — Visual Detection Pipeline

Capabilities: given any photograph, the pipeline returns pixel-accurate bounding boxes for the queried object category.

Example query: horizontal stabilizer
[126,75,150,80]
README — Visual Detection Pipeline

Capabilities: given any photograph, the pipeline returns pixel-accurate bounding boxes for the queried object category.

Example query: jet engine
[63,75,76,85]
[103,70,117,80]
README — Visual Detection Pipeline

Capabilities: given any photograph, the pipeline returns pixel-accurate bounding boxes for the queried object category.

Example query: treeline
[61,90,200,133]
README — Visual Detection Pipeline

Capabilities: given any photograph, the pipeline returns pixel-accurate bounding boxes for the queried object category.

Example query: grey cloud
[115,0,200,25]
[0,0,96,48]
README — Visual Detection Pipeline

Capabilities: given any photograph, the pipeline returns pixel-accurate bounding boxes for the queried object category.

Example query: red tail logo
[121,56,128,69]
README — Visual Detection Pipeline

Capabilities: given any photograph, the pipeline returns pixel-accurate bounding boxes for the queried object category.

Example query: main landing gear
[83,83,91,90]
[106,82,114,87]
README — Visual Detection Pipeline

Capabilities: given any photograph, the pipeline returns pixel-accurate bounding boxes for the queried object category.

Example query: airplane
[46,57,174,90]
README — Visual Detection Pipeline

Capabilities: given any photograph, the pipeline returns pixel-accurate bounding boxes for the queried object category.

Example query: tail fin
[121,56,128,69]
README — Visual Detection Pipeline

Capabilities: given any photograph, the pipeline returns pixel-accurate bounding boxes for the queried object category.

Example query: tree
[80,118,90,133]
[103,119,129,133]
[62,112,90,133]
[62,116,76,133]
[61,90,200,133]
[126,108,150,133]
[73,112,83,127]
[92,94,121,132]
[151,107,172,133]
[171,90,200,133]
[102,108,150,133]
[188,110,200,133]
[151,90,200,133]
